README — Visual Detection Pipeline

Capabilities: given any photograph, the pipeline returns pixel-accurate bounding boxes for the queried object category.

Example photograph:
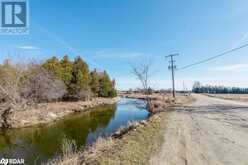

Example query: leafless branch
[130,60,154,112]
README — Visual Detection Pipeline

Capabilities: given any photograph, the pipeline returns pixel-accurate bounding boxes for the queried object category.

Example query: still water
[0,98,149,164]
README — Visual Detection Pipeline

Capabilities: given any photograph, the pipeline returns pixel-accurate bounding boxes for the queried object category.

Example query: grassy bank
[88,113,166,165]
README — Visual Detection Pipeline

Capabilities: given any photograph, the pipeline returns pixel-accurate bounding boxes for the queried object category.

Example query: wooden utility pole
[165,54,179,98]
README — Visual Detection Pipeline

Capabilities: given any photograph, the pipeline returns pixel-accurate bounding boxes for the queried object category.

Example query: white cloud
[17,46,40,50]
[210,64,248,72]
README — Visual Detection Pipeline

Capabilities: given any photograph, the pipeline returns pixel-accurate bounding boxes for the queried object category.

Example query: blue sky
[1,0,248,90]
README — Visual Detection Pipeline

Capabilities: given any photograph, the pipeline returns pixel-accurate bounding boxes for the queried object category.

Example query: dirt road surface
[150,94,248,165]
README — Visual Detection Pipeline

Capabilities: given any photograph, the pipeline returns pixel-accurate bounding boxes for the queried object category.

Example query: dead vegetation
[0,61,29,128]
[21,65,67,103]
[111,121,144,139]
[204,93,248,102]
[123,93,195,113]
[131,60,155,113]
[0,61,68,128]
[45,139,81,165]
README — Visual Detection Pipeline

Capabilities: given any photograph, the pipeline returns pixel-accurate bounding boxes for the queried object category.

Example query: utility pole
[165,53,179,98]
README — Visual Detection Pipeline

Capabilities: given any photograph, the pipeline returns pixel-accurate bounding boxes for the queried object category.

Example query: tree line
[0,55,117,106]
[192,82,248,94]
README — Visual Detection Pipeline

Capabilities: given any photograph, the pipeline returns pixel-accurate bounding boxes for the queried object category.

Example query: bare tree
[0,60,28,128]
[78,88,93,101]
[0,61,27,107]
[131,60,154,113]
[21,65,67,103]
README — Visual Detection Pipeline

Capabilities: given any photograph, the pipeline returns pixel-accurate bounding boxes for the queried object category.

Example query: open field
[205,94,248,102]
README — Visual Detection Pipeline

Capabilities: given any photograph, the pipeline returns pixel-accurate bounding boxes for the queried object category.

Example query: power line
[177,42,248,71]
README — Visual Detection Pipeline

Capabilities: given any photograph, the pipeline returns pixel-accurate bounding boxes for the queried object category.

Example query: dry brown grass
[124,93,195,113]
[45,139,81,165]
[205,94,248,102]
[81,137,116,165]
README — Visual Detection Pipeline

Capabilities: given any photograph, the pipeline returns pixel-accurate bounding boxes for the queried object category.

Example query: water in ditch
[0,98,149,164]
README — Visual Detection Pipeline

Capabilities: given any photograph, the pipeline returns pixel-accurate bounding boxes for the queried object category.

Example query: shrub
[21,66,67,103]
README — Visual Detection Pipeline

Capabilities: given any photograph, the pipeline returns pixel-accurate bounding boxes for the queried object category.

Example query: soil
[151,94,248,165]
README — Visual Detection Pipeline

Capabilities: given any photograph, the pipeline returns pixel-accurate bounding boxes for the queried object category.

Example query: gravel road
[150,94,248,165]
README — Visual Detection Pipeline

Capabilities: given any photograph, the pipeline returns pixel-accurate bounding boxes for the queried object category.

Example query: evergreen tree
[42,56,62,78]
[192,82,248,94]
[71,56,90,95]
[60,55,73,93]
[89,69,100,96]
[98,71,117,97]
[99,71,110,97]
[109,79,117,97]
[41,55,117,99]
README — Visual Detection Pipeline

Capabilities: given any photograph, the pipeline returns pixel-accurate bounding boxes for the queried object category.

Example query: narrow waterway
[0,98,149,164]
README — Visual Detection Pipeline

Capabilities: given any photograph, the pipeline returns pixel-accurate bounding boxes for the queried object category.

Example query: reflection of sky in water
[0,98,148,164]
[87,98,148,143]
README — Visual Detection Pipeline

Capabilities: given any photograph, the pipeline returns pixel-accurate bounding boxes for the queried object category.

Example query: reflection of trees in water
[0,104,117,164]
[89,104,117,128]
[0,131,16,158]
[0,130,12,149]
[0,128,59,164]
[60,104,117,147]
[86,104,117,143]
